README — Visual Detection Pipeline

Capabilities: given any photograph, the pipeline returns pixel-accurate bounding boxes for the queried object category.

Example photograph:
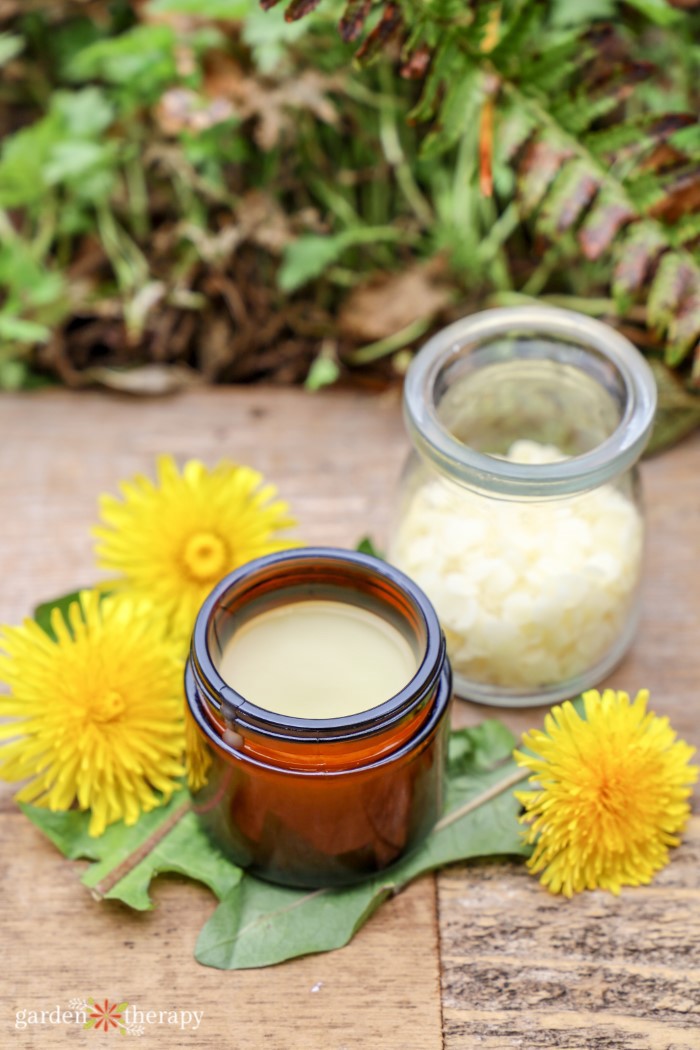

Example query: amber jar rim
[186,659,452,777]
[187,546,446,745]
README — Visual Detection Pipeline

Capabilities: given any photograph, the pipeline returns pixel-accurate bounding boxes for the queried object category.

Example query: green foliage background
[1,0,700,441]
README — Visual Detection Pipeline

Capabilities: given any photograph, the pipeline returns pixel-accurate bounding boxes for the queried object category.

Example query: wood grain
[1,387,699,1050]
[444,418,700,1050]
[0,388,440,1050]
[439,818,700,1050]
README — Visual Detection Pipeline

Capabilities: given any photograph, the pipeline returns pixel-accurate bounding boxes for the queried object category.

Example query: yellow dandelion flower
[514,689,697,897]
[93,455,297,636]
[0,591,185,836]
[185,709,211,793]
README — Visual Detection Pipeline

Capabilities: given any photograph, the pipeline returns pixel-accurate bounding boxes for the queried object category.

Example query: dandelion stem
[91,797,192,900]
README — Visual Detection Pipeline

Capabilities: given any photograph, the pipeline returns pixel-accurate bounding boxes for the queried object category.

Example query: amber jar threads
[185,547,452,888]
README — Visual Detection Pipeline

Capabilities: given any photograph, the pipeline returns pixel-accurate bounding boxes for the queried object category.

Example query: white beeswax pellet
[392,440,643,689]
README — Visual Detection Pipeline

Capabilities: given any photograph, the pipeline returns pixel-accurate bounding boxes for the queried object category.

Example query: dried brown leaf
[1,0,110,20]
[204,274,249,329]
[613,224,666,298]
[556,173,598,232]
[583,23,627,70]
[156,88,234,135]
[339,0,372,41]
[66,235,109,283]
[648,253,700,366]
[649,167,700,223]
[578,198,634,261]
[201,51,341,150]
[518,139,574,216]
[237,190,293,254]
[355,3,402,63]
[582,25,654,93]
[633,113,696,174]
[150,311,197,363]
[649,252,696,327]
[82,364,202,395]
[539,162,599,236]
[281,71,339,125]
[181,223,244,264]
[203,51,248,100]
[338,261,451,343]
[641,142,688,174]
[612,113,695,169]
[614,62,656,98]
[284,0,323,20]
[240,71,341,150]
[647,112,696,138]
[181,194,291,266]
[196,314,239,381]
[400,44,431,80]
[669,289,700,363]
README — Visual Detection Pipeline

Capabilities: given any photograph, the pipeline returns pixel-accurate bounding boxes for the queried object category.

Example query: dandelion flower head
[93,455,297,636]
[0,590,185,836]
[515,688,697,897]
[185,708,211,794]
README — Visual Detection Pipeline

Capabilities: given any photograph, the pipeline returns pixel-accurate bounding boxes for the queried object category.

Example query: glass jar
[389,305,657,708]
[185,547,452,888]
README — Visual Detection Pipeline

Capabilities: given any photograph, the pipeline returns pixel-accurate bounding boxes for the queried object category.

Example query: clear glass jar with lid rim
[389,305,657,708]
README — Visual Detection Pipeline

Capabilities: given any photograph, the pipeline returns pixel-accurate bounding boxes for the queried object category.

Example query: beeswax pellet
[391,441,643,689]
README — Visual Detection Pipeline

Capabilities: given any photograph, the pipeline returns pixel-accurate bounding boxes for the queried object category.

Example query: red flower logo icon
[84,999,128,1034]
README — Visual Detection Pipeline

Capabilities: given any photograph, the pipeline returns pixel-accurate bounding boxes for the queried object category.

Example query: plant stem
[90,797,192,900]
[125,152,150,239]
[378,66,434,229]
[435,766,528,833]
[345,316,432,365]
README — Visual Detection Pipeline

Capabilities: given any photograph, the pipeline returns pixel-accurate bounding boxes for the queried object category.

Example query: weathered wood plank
[443,426,700,1050]
[439,820,700,1049]
[2,388,699,1050]
[0,388,441,1050]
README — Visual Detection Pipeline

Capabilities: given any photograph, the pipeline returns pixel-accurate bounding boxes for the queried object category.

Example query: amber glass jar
[185,547,452,888]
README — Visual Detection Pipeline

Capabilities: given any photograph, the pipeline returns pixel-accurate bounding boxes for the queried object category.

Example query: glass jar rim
[187,546,446,744]
[186,659,452,776]
[404,305,657,497]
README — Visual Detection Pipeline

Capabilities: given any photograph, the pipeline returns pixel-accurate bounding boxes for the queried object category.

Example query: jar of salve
[389,305,657,708]
[185,547,452,888]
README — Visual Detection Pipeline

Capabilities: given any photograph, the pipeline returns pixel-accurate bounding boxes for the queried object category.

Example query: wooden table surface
[1,387,698,1050]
